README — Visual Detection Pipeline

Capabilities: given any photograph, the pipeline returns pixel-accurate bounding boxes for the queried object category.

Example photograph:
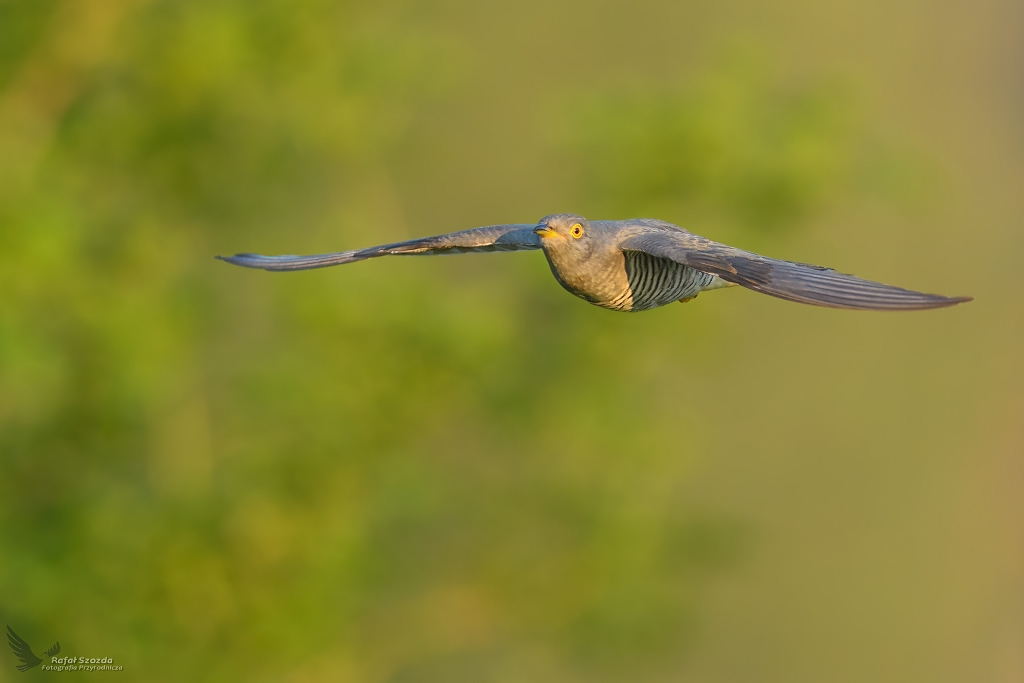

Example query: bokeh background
[1,0,1021,681]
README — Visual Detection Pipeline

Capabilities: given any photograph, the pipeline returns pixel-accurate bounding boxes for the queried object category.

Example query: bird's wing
[6,626,41,671]
[217,224,540,272]
[621,227,971,310]
[44,641,60,658]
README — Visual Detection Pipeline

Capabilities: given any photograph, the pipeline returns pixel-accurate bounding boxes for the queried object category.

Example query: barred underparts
[603,250,718,311]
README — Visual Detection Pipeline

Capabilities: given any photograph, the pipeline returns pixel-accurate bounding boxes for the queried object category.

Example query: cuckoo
[218,214,971,312]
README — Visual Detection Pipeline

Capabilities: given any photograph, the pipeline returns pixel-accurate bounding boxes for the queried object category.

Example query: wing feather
[621,227,971,311]
[217,224,540,272]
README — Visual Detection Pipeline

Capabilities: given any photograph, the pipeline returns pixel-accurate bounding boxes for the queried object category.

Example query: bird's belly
[544,249,713,312]
[613,251,715,312]
[548,266,626,309]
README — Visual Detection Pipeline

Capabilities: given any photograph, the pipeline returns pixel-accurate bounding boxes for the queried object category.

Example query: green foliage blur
[1,1,1020,682]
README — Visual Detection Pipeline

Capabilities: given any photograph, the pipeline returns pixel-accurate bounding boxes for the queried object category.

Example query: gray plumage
[218,214,971,312]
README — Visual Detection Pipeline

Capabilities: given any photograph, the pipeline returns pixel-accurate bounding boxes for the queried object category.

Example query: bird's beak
[534,225,561,239]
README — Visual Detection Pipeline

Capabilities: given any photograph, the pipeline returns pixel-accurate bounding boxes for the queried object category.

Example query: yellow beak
[533,226,562,239]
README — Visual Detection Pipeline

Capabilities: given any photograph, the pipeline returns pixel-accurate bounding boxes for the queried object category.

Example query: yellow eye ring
[570,223,584,239]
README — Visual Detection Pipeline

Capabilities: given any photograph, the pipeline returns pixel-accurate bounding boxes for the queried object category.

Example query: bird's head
[533,214,594,256]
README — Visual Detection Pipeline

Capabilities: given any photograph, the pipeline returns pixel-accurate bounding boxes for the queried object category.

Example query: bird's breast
[542,248,632,310]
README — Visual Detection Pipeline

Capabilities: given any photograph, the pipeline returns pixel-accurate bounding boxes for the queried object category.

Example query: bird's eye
[571,223,584,239]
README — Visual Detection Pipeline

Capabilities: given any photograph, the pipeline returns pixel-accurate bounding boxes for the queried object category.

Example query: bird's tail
[701,275,738,291]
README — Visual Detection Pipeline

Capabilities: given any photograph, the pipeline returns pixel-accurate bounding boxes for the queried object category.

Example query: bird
[217,214,971,312]
[6,625,59,672]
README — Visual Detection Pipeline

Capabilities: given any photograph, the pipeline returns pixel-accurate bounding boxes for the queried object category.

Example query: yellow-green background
[1,1,1021,681]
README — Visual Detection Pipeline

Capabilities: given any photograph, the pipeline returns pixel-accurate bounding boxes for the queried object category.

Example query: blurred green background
[0,0,1021,681]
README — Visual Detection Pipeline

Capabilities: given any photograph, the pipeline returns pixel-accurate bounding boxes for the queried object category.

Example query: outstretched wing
[217,224,540,272]
[44,641,60,658]
[6,626,41,672]
[621,227,971,310]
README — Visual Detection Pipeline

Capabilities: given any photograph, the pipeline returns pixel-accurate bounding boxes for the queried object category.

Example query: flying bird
[218,215,971,312]
[6,626,59,672]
